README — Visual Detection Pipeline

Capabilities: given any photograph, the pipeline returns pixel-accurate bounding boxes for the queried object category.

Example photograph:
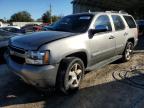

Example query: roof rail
[105,11,118,13]
[105,10,128,14]
[119,10,128,14]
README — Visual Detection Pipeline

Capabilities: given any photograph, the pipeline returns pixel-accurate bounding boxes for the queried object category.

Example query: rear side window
[112,15,125,31]
[123,16,136,28]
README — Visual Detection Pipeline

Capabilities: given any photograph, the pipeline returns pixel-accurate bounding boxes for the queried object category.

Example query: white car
[2,26,20,29]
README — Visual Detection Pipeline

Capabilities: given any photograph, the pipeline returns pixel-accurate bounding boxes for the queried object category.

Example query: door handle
[124,32,128,36]
[109,36,115,39]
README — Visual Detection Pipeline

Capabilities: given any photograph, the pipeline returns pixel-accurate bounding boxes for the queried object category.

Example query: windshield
[48,14,94,33]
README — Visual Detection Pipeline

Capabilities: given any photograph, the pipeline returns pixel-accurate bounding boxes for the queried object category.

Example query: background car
[1,26,25,34]
[0,29,20,63]
[21,24,38,33]
[136,20,144,36]
[41,23,54,31]
[33,23,49,32]
[42,25,52,31]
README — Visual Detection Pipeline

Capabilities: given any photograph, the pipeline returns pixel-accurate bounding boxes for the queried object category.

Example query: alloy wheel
[68,63,82,88]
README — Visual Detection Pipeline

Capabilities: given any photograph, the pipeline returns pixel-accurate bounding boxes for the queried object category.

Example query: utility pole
[50,4,52,24]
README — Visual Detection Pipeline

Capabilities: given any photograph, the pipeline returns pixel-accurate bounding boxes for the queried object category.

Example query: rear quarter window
[123,16,136,28]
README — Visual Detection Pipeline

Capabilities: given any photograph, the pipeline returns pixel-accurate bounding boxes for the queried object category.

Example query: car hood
[10,31,78,50]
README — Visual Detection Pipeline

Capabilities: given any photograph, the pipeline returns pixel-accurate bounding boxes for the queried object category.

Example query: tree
[52,16,61,22]
[0,19,4,23]
[10,11,33,22]
[42,10,51,23]
[42,10,61,23]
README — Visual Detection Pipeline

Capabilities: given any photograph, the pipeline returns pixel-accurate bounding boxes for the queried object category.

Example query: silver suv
[6,11,138,94]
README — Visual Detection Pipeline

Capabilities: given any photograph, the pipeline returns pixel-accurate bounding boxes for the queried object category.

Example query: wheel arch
[65,51,88,68]
[127,38,135,45]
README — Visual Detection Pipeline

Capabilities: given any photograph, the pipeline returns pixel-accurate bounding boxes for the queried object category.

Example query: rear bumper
[134,38,138,47]
[5,54,59,88]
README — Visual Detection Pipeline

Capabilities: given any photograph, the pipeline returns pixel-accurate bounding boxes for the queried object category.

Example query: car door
[111,15,127,55]
[89,15,116,65]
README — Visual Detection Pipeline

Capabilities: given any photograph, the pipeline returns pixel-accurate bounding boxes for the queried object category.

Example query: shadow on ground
[1,65,144,108]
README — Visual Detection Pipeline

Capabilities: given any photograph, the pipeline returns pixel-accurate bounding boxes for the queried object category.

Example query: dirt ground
[0,53,144,108]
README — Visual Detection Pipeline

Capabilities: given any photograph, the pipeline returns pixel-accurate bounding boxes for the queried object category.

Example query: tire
[56,57,85,94]
[122,42,134,62]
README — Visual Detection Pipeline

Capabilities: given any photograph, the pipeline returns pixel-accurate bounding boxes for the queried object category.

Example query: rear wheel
[122,42,134,62]
[56,57,84,94]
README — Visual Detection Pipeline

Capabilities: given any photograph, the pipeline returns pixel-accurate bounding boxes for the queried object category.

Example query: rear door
[111,15,127,55]
[89,14,116,65]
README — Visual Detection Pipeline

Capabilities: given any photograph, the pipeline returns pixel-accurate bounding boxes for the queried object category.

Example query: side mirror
[88,25,108,39]
[95,25,108,32]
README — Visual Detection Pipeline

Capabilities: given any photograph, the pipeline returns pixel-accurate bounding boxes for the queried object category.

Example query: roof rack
[119,10,128,14]
[105,10,128,14]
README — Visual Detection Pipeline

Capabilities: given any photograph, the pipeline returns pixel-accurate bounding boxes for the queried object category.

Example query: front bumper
[5,54,59,88]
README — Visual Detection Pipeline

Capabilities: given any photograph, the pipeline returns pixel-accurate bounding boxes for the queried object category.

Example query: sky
[0,0,72,20]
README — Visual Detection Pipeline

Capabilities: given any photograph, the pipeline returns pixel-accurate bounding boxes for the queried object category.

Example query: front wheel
[122,42,134,62]
[56,57,85,94]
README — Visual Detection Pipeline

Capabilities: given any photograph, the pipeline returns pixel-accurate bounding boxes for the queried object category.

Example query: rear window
[123,16,136,28]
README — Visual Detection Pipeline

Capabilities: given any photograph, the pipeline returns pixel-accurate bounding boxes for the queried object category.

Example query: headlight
[25,50,49,65]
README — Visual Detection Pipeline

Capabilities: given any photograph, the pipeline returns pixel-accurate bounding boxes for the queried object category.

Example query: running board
[86,55,122,71]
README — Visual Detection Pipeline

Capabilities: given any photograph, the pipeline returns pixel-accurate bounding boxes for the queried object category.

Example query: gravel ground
[0,53,144,108]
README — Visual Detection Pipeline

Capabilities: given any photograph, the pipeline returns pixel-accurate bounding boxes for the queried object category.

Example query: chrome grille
[9,46,25,54]
[9,46,26,64]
